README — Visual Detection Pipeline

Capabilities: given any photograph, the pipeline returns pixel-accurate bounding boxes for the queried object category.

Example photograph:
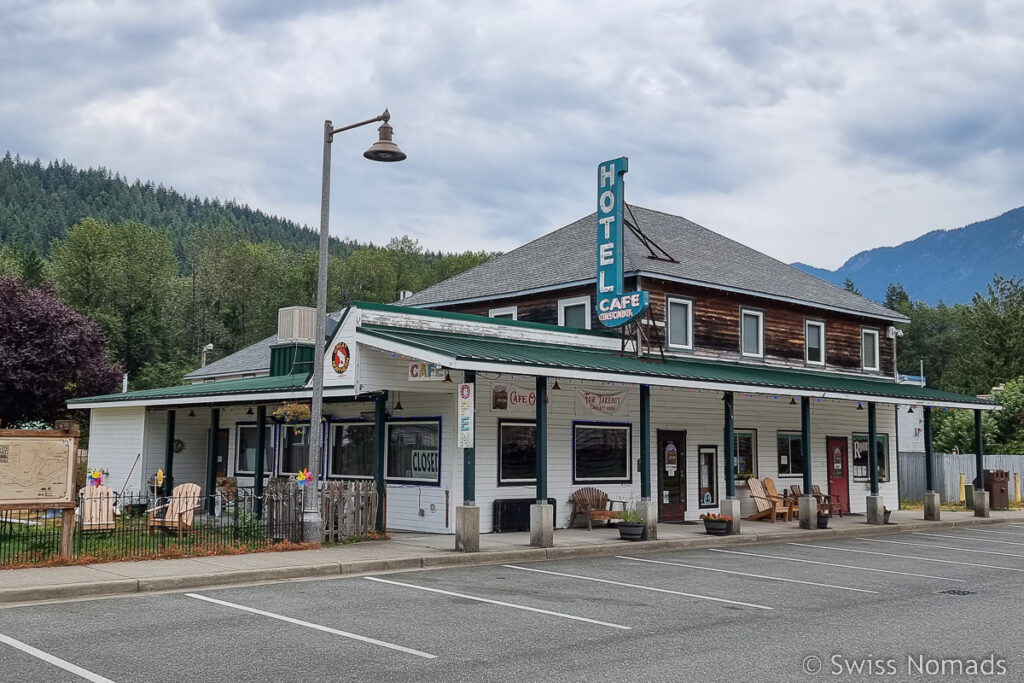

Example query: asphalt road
[4,526,1024,682]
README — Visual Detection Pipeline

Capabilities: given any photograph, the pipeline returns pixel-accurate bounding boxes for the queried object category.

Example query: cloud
[2,1,1023,269]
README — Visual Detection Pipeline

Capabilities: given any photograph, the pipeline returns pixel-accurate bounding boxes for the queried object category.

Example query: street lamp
[304,110,406,543]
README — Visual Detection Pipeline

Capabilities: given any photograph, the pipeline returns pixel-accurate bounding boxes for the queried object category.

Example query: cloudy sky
[3,1,1023,269]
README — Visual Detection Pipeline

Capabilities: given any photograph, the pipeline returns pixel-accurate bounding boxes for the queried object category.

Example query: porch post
[456,371,480,552]
[974,408,990,517]
[721,391,741,535]
[254,405,266,518]
[374,392,387,533]
[923,406,939,520]
[163,409,175,496]
[530,375,553,547]
[866,401,884,524]
[206,407,220,515]
[637,384,657,540]
[798,396,815,529]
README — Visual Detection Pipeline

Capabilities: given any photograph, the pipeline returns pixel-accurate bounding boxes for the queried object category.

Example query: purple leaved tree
[0,276,121,426]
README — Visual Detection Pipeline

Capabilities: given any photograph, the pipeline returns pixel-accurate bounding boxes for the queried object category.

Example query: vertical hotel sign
[457,382,474,448]
[596,157,648,327]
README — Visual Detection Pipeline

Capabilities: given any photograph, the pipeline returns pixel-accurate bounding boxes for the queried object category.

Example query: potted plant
[816,510,830,529]
[272,402,311,423]
[617,509,645,541]
[883,507,892,524]
[700,512,732,535]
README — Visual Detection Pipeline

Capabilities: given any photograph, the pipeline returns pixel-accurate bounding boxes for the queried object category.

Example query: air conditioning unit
[277,306,316,343]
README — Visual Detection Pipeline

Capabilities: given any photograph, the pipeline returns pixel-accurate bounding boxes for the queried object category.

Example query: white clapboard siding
[87,407,146,494]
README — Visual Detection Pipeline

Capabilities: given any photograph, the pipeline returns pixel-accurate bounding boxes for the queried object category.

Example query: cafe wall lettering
[491,383,537,414]
[408,362,446,381]
[574,387,630,418]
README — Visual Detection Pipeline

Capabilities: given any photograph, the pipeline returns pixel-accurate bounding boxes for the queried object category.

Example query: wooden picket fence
[322,480,377,541]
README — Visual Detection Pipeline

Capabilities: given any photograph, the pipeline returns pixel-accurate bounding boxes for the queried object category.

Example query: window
[498,420,536,485]
[741,309,763,358]
[386,420,441,485]
[862,328,879,371]
[698,445,718,508]
[279,424,310,475]
[573,422,631,484]
[776,431,804,476]
[805,320,825,366]
[557,296,591,329]
[852,433,889,482]
[666,297,693,350]
[235,424,274,475]
[330,422,375,478]
[733,429,757,479]
[488,305,517,320]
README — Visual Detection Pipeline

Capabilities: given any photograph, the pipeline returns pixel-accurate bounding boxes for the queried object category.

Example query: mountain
[792,206,1024,305]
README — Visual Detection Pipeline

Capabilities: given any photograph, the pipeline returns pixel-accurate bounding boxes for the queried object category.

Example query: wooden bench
[568,487,627,530]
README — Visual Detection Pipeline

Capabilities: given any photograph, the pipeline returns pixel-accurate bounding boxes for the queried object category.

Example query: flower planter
[618,522,645,541]
[703,519,729,536]
[883,509,892,524]
[816,514,829,529]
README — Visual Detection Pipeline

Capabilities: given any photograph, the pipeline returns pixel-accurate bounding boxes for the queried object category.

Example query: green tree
[843,277,861,295]
[932,408,998,455]
[883,282,910,310]
[18,248,46,286]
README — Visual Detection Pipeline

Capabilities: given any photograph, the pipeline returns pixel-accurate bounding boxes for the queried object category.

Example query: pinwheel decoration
[87,469,104,486]
[295,468,312,486]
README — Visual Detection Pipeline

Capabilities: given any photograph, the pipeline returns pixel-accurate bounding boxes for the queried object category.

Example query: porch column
[530,375,553,547]
[456,371,480,552]
[721,391,740,535]
[974,409,990,517]
[254,405,266,518]
[374,392,388,533]
[798,396,815,529]
[866,402,884,524]
[163,409,175,496]
[923,406,939,520]
[637,384,657,540]
[206,407,220,515]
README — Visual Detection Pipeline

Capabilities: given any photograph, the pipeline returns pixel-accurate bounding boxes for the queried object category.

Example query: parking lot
[4,524,1024,681]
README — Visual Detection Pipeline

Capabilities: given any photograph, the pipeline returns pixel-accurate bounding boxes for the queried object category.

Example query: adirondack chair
[78,484,117,532]
[147,482,202,537]
[812,485,844,517]
[569,487,627,530]
[744,478,792,523]
[763,478,798,520]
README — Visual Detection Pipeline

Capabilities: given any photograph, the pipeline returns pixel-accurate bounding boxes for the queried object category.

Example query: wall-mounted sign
[457,383,474,448]
[331,342,350,374]
[408,362,445,381]
[575,387,630,418]
[0,434,76,506]
[596,157,649,328]
[491,384,537,413]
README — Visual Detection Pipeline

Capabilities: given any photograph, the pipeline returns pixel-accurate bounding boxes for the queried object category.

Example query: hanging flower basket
[272,402,311,423]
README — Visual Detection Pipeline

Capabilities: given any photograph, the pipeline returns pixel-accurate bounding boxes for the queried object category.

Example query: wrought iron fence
[1,479,376,567]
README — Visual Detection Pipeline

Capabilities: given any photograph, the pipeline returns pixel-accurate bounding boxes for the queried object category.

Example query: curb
[0,516,1016,606]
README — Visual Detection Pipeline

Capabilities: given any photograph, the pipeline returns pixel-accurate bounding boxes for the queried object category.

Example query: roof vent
[399,290,413,301]
[277,306,316,343]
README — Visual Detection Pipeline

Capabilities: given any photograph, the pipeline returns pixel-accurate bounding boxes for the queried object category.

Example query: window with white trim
[488,305,517,320]
[733,429,757,479]
[805,320,825,366]
[557,296,591,329]
[329,422,375,478]
[235,424,274,475]
[386,420,441,485]
[666,296,693,350]
[741,309,764,358]
[776,431,804,477]
[862,328,879,371]
[498,420,536,485]
[572,422,631,484]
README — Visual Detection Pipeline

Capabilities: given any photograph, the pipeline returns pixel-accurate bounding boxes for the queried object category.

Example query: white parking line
[914,532,1024,547]
[960,528,1024,537]
[363,576,631,630]
[503,564,773,610]
[0,633,116,683]
[709,548,965,582]
[186,593,436,659]
[788,542,1024,572]
[616,555,878,593]
[857,537,1024,559]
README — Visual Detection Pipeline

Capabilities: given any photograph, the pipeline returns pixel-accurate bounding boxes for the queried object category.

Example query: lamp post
[303,110,406,543]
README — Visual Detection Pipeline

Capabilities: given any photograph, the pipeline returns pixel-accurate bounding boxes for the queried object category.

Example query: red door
[657,430,686,522]
[826,436,850,514]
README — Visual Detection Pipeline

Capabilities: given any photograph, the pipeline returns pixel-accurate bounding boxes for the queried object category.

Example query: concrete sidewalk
[3,509,1023,606]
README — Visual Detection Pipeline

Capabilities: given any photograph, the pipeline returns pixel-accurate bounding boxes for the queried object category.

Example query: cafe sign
[408,362,446,381]
[596,157,649,327]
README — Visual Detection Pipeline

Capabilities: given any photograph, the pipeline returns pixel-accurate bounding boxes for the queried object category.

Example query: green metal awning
[68,373,316,409]
[357,324,998,410]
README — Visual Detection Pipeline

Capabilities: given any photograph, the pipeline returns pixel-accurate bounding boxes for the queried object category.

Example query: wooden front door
[657,430,686,522]
[826,436,850,514]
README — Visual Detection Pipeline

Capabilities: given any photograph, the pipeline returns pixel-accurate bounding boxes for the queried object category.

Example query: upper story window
[666,296,693,351]
[805,320,825,366]
[861,328,879,371]
[557,296,591,329]
[488,305,517,320]
[740,308,763,358]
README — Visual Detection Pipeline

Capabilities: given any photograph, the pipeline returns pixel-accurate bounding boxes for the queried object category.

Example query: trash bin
[965,484,974,509]
[984,469,1010,509]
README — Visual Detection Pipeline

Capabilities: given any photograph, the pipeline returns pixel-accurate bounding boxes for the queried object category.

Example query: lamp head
[364,110,406,162]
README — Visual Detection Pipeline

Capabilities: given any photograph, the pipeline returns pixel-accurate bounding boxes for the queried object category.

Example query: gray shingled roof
[401,206,907,322]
